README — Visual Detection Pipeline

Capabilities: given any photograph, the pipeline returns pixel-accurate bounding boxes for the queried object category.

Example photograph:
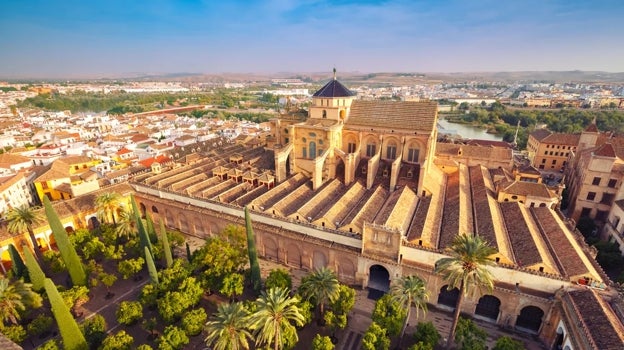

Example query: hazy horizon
[2,0,624,79]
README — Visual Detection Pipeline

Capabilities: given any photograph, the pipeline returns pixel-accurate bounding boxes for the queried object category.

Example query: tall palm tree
[205,302,252,350]
[299,267,340,318]
[0,276,42,325]
[390,275,429,346]
[434,234,496,349]
[248,287,305,350]
[6,205,45,263]
[95,192,122,226]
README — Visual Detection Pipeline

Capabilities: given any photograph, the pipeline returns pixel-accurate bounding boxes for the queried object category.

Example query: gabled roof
[517,164,541,176]
[584,123,599,132]
[594,143,616,158]
[0,153,31,165]
[541,133,580,146]
[312,79,355,98]
[500,181,553,199]
[566,289,624,349]
[346,100,438,132]
[530,129,551,141]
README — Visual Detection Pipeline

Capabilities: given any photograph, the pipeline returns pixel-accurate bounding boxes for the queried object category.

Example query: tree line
[444,102,624,149]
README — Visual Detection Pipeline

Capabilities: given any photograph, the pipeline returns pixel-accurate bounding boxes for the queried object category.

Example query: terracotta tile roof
[530,207,589,278]
[439,171,460,249]
[593,143,616,157]
[541,133,580,146]
[499,202,543,267]
[566,289,624,350]
[435,143,513,161]
[501,181,553,198]
[530,129,551,142]
[0,153,31,165]
[116,147,132,155]
[584,123,599,132]
[465,139,513,148]
[346,100,438,133]
[517,164,541,176]
[312,79,355,98]
[138,155,170,168]
[469,166,497,249]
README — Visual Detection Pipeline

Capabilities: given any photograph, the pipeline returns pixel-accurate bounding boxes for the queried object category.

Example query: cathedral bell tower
[308,68,356,122]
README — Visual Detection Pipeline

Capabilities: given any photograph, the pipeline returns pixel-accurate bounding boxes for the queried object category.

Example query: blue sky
[1,0,623,78]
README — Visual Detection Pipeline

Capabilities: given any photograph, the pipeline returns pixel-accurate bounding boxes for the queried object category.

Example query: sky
[1,0,624,78]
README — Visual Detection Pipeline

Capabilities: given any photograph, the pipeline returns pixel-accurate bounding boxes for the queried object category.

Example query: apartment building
[527,128,579,171]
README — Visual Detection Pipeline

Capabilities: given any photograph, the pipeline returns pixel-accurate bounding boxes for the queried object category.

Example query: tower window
[322,110,327,118]
[366,144,376,157]
[347,142,356,153]
[407,148,419,162]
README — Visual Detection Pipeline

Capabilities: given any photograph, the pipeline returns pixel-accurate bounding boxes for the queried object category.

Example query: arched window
[386,141,397,160]
[366,143,376,157]
[407,148,420,163]
[322,110,327,118]
[309,141,317,158]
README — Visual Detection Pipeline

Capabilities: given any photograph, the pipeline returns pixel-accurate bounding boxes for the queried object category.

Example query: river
[437,116,503,141]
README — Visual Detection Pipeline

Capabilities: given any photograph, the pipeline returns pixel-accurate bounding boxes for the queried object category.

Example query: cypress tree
[8,244,28,281]
[159,219,173,268]
[245,206,261,292]
[145,247,159,285]
[44,278,88,350]
[131,195,153,256]
[185,242,192,262]
[43,196,87,286]
[145,212,157,243]
[22,245,45,291]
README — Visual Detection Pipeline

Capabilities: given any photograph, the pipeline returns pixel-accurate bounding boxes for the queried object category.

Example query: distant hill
[5,70,624,84]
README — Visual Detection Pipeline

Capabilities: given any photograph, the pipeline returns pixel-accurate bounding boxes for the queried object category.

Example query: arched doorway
[88,216,100,230]
[515,305,544,332]
[286,244,301,268]
[335,157,345,183]
[264,238,278,261]
[437,286,460,309]
[368,265,390,293]
[475,295,501,321]
[139,203,147,218]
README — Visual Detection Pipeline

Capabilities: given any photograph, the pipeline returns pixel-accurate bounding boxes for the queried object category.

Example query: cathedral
[130,73,624,349]
[2,72,623,349]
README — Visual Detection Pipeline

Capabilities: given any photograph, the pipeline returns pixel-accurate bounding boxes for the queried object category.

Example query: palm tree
[205,302,252,350]
[248,287,305,350]
[114,208,136,239]
[434,234,496,348]
[95,192,122,226]
[299,267,340,318]
[6,205,45,263]
[0,276,42,325]
[390,275,429,347]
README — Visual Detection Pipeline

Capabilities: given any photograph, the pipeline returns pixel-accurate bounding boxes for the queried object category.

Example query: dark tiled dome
[312,79,355,98]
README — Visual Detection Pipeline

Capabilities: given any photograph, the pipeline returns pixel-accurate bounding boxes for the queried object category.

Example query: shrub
[116,301,143,326]
[182,308,207,336]
[158,325,189,350]
[100,330,134,350]
[81,314,107,349]
[413,321,441,348]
